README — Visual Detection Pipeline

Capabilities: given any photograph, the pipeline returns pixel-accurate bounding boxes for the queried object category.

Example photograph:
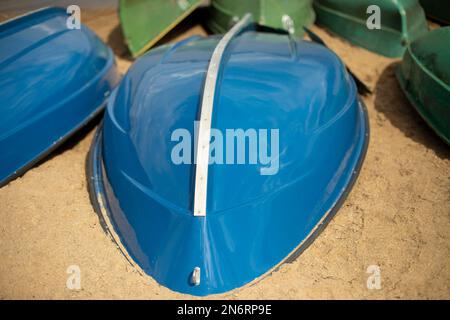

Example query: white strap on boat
[193,13,252,217]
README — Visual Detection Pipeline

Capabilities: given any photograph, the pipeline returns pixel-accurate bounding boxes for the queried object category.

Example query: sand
[0,7,449,300]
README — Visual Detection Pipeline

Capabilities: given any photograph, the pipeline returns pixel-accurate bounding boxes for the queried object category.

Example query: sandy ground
[0,6,449,300]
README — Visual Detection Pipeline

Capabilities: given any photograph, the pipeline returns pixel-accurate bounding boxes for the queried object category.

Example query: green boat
[119,0,203,58]
[419,0,450,25]
[314,0,428,57]
[206,0,315,36]
[396,27,450,145]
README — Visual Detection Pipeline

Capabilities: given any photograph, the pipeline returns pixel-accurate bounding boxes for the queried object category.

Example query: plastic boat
[0,7,120,187]
[314,0,428,57]
[119,0,204,57]
[87,14,369,296]
[206,0,315,36]
[396,27,450,144]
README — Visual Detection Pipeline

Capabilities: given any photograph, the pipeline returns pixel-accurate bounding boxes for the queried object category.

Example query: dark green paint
[396,27,450,144]
[314,0,428,57]
[206,0,315,37]
[119,0,203,58]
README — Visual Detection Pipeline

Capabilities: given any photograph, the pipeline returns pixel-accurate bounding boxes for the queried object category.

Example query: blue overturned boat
[88,14,369,296]
[0,7,120,186]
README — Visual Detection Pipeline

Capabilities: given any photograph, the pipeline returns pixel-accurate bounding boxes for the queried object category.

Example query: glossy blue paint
[88,29,369,295]
[0,7,120,186]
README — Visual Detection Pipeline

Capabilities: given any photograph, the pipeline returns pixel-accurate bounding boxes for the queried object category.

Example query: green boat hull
[314,0,428,57]
[396,27,450,145]
[206,0,315,36]
[419,0,450,25]
[119,0,203,58]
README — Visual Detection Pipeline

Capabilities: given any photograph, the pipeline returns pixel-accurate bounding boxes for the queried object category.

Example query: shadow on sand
[374,62,449,160]
[107,23,133,61]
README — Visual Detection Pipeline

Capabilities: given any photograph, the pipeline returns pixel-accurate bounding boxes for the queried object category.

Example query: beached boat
[206,0,315,36]
[119,0,204,57]
[314,0,428,57]
[0,7,120,187]
[87,14,369,296]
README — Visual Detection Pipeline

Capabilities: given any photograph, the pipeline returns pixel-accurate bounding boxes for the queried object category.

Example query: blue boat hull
[0,8,120,186]
[87,23,369,296]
